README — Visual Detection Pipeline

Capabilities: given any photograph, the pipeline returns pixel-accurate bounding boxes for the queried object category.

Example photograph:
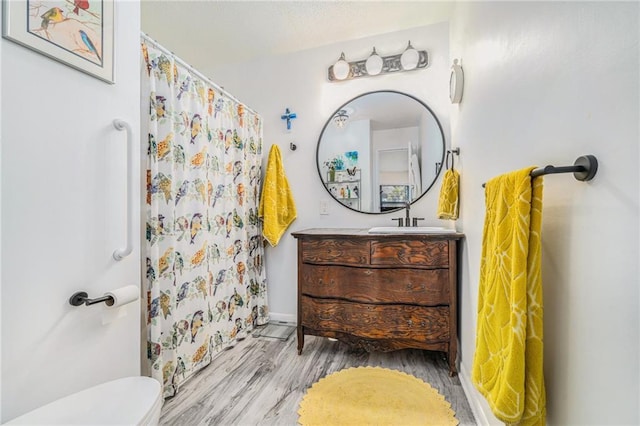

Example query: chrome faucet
[391,202,421,227]
[404,202,411,227]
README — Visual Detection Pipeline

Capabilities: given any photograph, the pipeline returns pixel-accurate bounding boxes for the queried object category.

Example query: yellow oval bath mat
[298,366,458,426]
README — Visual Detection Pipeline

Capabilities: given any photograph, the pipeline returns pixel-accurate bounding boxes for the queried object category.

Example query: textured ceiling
[141,1,454,70]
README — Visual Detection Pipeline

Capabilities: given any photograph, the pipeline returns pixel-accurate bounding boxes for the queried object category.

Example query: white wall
[209,23,451,323]
[0,2,141,421]
[450,2,639,425]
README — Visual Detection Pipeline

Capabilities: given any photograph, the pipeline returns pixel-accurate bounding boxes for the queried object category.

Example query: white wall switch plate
[319,200,329,215]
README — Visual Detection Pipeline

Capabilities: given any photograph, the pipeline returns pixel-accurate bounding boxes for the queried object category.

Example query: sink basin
[368,226,457,234]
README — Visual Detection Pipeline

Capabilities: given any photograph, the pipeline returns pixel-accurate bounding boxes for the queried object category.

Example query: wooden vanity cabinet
[291,228,464,376]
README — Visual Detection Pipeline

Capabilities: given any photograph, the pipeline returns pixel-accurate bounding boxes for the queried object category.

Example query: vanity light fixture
[333,109,349,128]
[365,47,383,76]
[332,52,351,81]
[327,41,428,82]
[400,41,419,71]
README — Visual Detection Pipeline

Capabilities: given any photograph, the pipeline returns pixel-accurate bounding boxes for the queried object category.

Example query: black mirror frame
[315,90,446,214]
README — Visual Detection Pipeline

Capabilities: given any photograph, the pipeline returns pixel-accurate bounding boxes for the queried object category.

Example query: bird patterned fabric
[437,169,460,220]
[142,39,268,398]
[472,167,546,425]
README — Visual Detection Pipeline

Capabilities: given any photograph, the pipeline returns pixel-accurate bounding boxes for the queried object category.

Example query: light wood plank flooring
[160,328,476,425]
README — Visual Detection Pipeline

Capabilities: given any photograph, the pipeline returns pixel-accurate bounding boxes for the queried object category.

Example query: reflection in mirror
[316,91,445,214]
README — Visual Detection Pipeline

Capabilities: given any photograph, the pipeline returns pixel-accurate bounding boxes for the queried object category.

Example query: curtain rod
[141,32,260,117]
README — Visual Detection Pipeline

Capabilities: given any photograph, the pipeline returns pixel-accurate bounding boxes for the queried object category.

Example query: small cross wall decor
[280,108,297,130]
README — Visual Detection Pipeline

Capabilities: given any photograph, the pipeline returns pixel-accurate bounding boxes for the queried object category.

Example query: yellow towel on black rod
[258,144,297,247]
[472,166,546,425]
[437,150,460,220]
[437,169,460,220]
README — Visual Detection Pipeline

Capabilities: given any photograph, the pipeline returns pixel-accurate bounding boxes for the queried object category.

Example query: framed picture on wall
[2,0,114,83]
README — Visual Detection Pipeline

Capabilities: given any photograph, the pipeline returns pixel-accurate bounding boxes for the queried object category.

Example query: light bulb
[365,47,383,76]
[333,52,350,80]
[400,41,419,70]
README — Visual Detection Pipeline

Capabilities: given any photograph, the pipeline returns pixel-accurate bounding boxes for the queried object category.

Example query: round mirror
[316,91,445,214]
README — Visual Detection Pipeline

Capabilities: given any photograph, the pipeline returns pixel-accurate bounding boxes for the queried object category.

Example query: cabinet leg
[448,351,458,377]
[297,326,304,355]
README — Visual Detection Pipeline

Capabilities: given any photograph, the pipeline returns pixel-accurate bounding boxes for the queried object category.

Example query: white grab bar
[112,119,134,261]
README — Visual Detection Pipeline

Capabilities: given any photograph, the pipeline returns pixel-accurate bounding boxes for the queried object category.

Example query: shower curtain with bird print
[142,38,268,398]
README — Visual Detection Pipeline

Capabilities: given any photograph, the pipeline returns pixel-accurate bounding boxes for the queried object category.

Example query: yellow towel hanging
[472,166,546,425]
[437,149,460,220]
[259,144,297,247]
[437,169,460,220]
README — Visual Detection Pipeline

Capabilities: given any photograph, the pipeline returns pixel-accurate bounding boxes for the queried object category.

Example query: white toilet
[6,377,163,425]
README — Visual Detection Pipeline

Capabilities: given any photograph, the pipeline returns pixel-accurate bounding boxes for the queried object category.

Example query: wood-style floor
[160,325,477,425]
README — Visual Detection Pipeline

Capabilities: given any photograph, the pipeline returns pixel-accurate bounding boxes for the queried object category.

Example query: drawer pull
[406,283,413,290]
[364,270,373,275]
[421,321,426,327]
[407,319,413,327]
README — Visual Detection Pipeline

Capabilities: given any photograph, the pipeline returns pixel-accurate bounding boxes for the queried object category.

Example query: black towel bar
[482,154,598,188]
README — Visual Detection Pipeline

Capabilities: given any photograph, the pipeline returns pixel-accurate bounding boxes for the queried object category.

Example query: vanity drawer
[371,240,449,267]
[300,264,450,305]
[301,239,369,265]
[301,297,450,342]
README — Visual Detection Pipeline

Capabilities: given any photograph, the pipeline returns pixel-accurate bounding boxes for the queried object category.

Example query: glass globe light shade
[333,52,350,80]
[400,41,419,70]
[365,48,383,76]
